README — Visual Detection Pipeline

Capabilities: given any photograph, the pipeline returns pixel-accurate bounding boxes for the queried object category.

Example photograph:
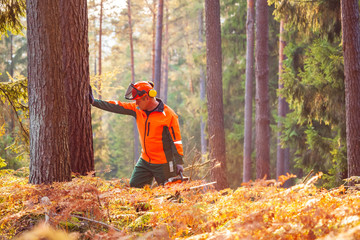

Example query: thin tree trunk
[243,0,255,183]
[205,0,229,190]
[276,19,289,181]
[154,0,164,94]
[10,34,13,77]
[27,0,71,184]
[161,2,169,103]
[152,1,156,81]
[127,0,139,163]
[98,0,103,99]
[60,0,94,175]
[255,0,270,179]
[198,8,206,162]
[341,0,360,178]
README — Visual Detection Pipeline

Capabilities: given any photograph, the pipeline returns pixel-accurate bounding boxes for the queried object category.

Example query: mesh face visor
[125,83,146,100]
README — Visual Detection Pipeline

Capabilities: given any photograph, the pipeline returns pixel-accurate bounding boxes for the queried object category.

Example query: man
[89,81,184,188]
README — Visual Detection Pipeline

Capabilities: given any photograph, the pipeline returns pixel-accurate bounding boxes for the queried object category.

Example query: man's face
[135,95,149,110]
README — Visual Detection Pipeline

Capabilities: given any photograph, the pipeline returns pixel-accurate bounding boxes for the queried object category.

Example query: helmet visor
[125,83,145,100]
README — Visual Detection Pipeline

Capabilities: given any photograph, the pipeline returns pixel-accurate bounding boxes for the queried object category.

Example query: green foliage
[0,75,29,171]
[0,0,26,38]
[280,34,345,187]
[0,75,29,140]
[268,0,341,42]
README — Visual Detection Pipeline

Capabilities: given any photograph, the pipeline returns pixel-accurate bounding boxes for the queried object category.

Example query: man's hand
[176,164,184,175]
[89,85,94,104]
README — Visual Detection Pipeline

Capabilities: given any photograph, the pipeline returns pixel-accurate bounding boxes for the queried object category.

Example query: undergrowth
[0,172,360,239]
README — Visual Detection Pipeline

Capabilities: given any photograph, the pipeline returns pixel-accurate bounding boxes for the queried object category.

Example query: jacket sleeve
[92,99,137,117]
[169,114,184,165]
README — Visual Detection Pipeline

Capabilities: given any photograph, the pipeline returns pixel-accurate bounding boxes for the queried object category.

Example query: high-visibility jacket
[93,98,184,165]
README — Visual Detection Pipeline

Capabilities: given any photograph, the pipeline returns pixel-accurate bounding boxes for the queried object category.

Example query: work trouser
[129,158,176,188]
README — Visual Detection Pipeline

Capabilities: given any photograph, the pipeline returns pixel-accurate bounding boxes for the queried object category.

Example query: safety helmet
[125,81,157,100]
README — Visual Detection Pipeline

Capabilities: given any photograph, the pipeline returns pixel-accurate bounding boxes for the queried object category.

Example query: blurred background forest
[0,0,347,188]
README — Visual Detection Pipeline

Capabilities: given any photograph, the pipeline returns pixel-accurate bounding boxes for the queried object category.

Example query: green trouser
[129,158,176,188]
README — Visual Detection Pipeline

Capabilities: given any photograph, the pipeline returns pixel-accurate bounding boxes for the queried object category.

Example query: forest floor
[0,171,360,240]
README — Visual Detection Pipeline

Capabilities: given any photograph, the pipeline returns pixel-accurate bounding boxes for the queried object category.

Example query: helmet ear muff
[148,89,157,98]
[148,81,155,87]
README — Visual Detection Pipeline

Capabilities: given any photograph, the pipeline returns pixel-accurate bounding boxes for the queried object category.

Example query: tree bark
[341,0,360,178]
[198,8,207,162]
[276,19,289,181]
[27,0,71,184]
[151,1,156,81]
[255,0,270,179]
[205,0,229,190]
[161,2,169,104]
[60,0,94,175]
[98,0,103,99]
[154,0,164,94]
[127,0,140,163]
[243,0,255,183]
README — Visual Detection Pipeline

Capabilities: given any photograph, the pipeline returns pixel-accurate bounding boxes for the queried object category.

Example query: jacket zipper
[144,116,151,163]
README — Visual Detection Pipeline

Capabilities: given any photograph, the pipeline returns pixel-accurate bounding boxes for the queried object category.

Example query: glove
[176,164,184,175]
[89,85,94,104]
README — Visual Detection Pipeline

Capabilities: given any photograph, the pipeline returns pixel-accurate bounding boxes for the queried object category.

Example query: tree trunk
[152,1,156,81]
[341,0,360,178]
[161,2,169,104]
[154,0,164,94]
[60,0,94,175]
[10,34,13,77]
[255,0,270,179]
[243,0,255,183]
[198,8,206,162]
[98,0,103,99]
[205,0,229,190]
[27,0,71,184]
[276,19,289,181]
[127,0,140,163]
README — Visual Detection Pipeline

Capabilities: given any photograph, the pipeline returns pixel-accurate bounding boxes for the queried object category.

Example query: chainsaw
[165,172,189,186]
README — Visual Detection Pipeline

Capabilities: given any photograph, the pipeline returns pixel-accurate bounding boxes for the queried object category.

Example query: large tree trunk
[341,0,360,178]
[205,0,229,190]
[127,0,140,163]
[243,0,255,183]
[276,19,289,181]
[198,8,206,161]
[255,0,270,179]
[27,0,71,184]
[154,0,164,94]
[60,0,94,175]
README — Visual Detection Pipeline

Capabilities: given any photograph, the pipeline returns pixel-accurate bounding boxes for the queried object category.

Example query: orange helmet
[125,81,157,100]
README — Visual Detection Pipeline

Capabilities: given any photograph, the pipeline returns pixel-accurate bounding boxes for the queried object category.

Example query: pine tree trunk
[60,0,94,175]
[127,0,140,163]
[154,0,164,94]
[198,8,207,161]
[255,0,270,179]
[276,19,289,181]
[10,34,13,77]
[27,0,71,184]
[161,2,169,104]
[98,0,103,99]
[243,0,255,183]
[341,0,360,178]
[205,0,229,190]
[152,1,156,81]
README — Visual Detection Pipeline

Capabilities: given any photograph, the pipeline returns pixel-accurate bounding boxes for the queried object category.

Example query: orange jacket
[93,99,184,165]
